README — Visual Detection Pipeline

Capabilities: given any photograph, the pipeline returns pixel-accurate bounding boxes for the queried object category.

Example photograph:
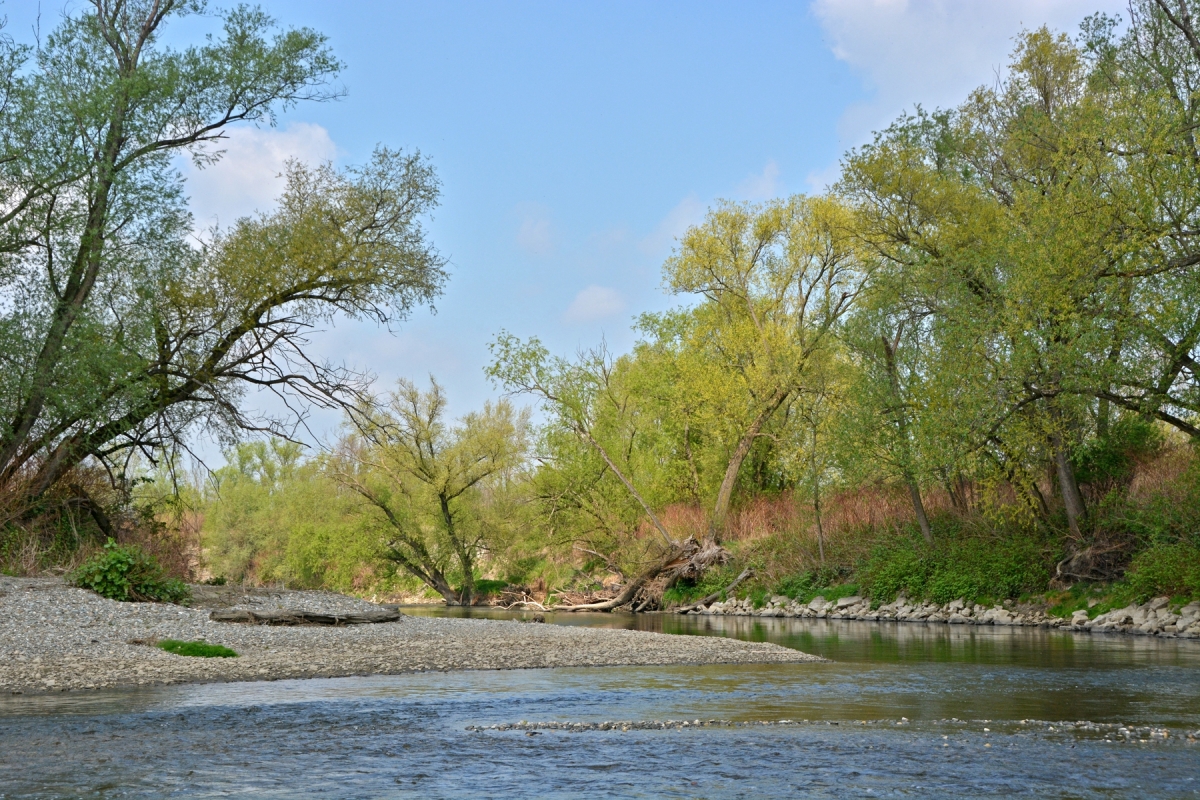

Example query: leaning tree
[0,2,446,527]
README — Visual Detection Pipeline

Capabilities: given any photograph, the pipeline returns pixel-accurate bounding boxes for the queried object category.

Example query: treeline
[198,7,1200,608]
[5,3,1200,610]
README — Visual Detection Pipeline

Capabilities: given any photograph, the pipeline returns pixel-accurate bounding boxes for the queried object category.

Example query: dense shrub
[70,539,190,604]
[859,530,1052,605]
[662,565,738,606]
[1122,542,1200,601]
[1072,416,1162,491]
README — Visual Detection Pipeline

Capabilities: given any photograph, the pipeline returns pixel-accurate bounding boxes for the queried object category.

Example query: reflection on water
[1,613,1198,798]
[410,604,1200,668]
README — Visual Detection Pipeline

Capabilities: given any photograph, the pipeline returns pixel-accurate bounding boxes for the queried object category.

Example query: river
[1,610,1197,798]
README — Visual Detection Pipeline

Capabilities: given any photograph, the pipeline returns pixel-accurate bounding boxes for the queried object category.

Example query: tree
[0,3,445,521]
[662,195,864,539]
[333,379,529,605]
[488,335,729,610]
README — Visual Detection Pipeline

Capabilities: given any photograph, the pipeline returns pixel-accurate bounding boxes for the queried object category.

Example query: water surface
[1,612,1197,798]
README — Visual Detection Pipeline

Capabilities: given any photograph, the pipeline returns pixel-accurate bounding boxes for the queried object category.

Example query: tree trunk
[709,386,791,541]
[881,334,931,544]
[906,478,933,545]
[813,475,825,564]
[559,546,688,611]
[581,428,674,547]
[441,493,474,605]
[1052,436,1087,539]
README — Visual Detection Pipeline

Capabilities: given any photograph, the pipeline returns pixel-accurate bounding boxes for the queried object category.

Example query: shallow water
[1,612,1198,798]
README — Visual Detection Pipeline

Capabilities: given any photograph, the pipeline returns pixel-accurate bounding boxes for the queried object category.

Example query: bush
[157,640,237,658]
[662,566,738,607]
[859,530,1051,605]
[465,578,510,599]
[1122,542,1200,601]
[69,539,190,604]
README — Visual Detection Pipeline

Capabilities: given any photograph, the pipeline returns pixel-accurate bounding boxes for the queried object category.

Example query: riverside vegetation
[2,2,1200,632]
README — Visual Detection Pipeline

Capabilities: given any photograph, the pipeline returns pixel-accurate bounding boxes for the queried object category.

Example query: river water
[1,611,1197,798]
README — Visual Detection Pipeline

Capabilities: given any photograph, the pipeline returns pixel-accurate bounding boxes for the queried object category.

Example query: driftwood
[557,537,731,612]
[677,567,755,613]
[210,608,402,626]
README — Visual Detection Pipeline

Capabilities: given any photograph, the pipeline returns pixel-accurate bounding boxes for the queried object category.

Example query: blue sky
[11,0,1126,451]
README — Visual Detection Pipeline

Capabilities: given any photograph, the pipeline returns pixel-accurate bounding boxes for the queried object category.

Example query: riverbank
[0,577,819,695]
[688,593,1200,638]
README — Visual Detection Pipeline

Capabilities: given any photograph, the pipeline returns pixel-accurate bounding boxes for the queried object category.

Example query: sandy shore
[0,577,820,695]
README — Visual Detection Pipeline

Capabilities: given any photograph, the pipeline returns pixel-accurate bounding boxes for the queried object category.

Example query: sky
[11,0,1128,453]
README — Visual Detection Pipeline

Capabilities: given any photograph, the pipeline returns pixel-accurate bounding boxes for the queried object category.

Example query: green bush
[465,578,510,599]
[157,640,237,658]
[70,539,190,604]
[662,566,738,607]
[1073,415,1162,489]
[859,530,1051,605]
[1122,542,1200,601]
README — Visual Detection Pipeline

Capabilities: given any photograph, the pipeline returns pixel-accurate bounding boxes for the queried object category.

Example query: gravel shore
[0,577,820,695]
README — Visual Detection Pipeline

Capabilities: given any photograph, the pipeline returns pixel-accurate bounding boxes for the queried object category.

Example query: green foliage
[1046,582,1107,618]
[462,579,510,599]
[859,526,1052,605]
[776,566,855,602]
[70,540,190,604]
[333,379,531,605]
[156,640,238,658]
[661,566,737,607]
[1122,543,1200,601]
[202,440,390,593]
[1073,417,1163,489]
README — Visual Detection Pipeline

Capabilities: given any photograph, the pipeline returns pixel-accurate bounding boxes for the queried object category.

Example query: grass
[156,639,238,658]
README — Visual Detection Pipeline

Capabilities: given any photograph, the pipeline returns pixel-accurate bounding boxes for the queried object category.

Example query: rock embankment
[0,577,820,695]
[690,593,1200,638]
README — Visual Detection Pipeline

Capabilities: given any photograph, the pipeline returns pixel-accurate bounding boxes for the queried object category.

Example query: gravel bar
[0,577,821,695]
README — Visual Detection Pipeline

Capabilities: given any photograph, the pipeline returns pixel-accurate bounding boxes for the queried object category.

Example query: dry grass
[0,465,202,581]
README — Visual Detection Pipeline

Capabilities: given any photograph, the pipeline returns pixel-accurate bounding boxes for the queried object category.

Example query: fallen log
[210,608,402,626]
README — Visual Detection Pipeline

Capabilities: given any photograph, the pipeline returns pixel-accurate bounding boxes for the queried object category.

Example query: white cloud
[563,285,625,323]
[811,0,1125,149]
[640,194,706,257]
[736,160,782,201]
[182,122,338,230]
[515,204,555,257]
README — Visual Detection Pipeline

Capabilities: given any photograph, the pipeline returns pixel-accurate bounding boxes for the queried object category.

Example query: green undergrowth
[730,526,1200,615]
[662,566,740,607]
[70,539,190,604]
[156,640,238,658]
[857,524,1053,606]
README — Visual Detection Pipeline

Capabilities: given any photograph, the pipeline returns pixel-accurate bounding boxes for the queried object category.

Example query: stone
[1071,609,1090,626]
[948,598,965,612]
[1148,596,1170,611]
[836,596,863,609]
[808,596,827,611]
[947,613,968,624]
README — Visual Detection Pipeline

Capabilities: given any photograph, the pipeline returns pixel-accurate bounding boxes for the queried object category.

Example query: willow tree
[333,380,529,605]
[838,23,1197,547]
[663,195,865,540]
[0,2,446,526]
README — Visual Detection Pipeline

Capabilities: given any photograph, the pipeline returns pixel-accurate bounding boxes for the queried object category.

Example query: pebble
[0,577,821,696]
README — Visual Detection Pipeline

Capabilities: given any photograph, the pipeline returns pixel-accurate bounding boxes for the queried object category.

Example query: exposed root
[556,537,731,612]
